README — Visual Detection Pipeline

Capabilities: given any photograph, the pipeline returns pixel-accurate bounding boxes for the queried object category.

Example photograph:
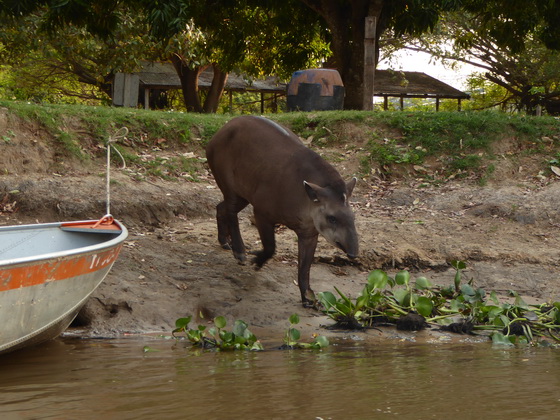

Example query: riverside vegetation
[170,262,560,353]
[2,100,560,184]
[172,313,329,351]
[2,100,560,345]
[319,263,560,346]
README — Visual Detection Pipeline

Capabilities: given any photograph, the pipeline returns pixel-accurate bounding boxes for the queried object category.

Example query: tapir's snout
[336,239,359,260]
[346,246,359,260]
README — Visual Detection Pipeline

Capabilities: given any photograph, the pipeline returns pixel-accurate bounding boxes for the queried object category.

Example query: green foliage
[173,314,329,351]
[275,110,371,146]
[217,91,286,115]
[0,8,153,104]
[319,263,560,346]
[364,137,426,167]
[144,0,330,78]
[173,315,264,351]
[385,111,501,153]
[449,154,482,173]
[3,0,560,113]
[361,110,560,178]
[462,75,511,111]
[2,101,560,184]
[389,8,560,114]
[0,100,225,177]
[283,313,329,349]
[0,1,328,112]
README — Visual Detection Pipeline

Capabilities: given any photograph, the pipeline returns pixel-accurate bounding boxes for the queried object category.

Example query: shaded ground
[1,109,560,343]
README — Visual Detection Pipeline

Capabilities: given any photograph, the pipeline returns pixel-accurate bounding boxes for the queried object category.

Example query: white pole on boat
[106,127,128,217]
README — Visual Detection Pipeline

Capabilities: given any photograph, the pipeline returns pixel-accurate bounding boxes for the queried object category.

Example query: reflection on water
[1,335,560,419]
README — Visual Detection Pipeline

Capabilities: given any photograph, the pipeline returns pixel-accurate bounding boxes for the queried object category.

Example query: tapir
[205,115,359,307]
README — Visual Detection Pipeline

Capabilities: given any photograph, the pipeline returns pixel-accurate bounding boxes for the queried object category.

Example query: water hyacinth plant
[173,314,330,351]
[318,262,560,345]
[173,315,264,351]
[282,313,329,349]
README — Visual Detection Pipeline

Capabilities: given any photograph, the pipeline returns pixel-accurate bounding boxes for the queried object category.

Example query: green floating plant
[319,262,560,346]
[173,315,264,351]
[282,313,329,350]
[173,314,329,351]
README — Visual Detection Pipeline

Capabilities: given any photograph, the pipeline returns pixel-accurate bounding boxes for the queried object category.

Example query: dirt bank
[1,108,560,343]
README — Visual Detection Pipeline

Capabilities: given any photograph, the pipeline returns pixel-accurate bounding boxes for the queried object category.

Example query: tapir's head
[304,178,359,259]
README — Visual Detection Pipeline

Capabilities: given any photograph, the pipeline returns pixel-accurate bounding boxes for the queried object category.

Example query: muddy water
[1,334,560,420]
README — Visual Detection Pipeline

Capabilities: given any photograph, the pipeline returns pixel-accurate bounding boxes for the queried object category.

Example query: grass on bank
[1,100,559,182]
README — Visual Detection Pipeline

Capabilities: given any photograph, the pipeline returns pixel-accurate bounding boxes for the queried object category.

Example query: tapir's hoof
[250,251,270,269]
[302,299,314,308]
[233,252,246,264]
[220,243,232,251]
[251,257,265,270]
[301,289,318,309]
[302,299,322,310]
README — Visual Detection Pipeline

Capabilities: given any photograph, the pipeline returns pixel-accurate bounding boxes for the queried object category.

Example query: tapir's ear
[346,177,357,198]
[303,181,323,203]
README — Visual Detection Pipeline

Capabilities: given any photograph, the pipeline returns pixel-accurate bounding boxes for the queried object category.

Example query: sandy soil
[1,109,560,344]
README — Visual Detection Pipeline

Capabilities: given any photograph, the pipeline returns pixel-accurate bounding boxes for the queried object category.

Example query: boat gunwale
[0,219,128,267]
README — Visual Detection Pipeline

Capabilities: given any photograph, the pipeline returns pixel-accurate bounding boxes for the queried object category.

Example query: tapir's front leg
[297,234,318,307]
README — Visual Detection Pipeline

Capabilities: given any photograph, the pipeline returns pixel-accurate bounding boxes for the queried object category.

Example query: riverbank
[1,103,560,343]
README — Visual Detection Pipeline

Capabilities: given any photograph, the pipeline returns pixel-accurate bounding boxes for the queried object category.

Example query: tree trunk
[170,54,204,113]
[203,64,228,113]
[300,0,384,110]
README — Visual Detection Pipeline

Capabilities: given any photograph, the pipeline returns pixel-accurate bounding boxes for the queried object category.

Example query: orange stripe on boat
[0,245,123,292]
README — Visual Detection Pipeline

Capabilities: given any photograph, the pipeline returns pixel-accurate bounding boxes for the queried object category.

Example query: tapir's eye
[327,215,337,225]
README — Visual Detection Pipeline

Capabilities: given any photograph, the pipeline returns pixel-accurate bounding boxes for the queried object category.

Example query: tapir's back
[206,115,305,172]
[206,116,345,201]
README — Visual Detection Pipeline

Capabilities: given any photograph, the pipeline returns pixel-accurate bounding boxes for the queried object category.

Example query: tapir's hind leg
[216,196,248,262]
[252,211,276,268]
[216,201,232,249]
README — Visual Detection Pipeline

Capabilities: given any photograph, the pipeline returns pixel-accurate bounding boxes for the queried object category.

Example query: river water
[1,333,559,420]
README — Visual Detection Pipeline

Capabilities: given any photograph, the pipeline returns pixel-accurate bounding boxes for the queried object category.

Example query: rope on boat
[104,127,128,218]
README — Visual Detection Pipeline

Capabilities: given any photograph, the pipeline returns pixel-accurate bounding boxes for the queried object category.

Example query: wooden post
[112,73,139,107]
[144,88,150,110]
[363,16,376,111]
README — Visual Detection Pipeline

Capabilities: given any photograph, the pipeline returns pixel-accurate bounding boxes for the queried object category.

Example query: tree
[0,1,328,112]
[0,8,156,103]
[297,0,560,110]
[386,10,560,114]
[3,0,560,111]
[295,1,459,109]
[143,0,329,112]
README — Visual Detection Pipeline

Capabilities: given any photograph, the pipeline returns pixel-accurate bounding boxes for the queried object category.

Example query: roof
[136,62,285,93]
[133,62,469,99]
[374,69,470,99]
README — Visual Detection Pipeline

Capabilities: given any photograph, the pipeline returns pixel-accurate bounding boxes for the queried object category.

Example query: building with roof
[374,69,470,111]
[112,62,469,111]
